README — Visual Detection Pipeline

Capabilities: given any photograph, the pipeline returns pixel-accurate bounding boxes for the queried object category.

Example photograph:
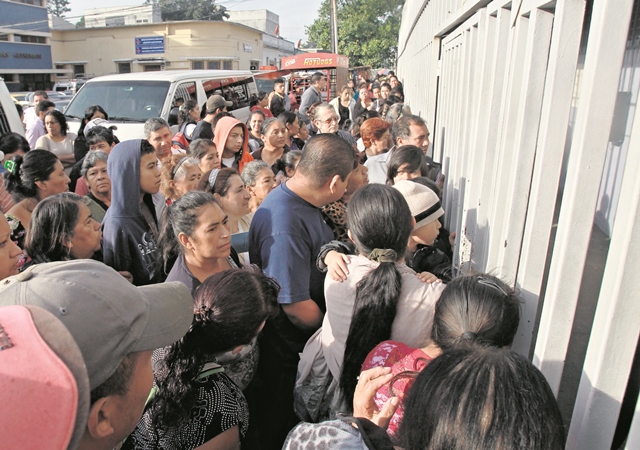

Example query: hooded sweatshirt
[102,140,161,286]
[213,116,254,173]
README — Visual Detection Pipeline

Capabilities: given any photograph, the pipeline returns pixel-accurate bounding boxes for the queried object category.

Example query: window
[223,61,233,70]
[207,61,220,70]
[56,64,66,77]
[14,34,46,44]
[73,65,85,76]
[65,80,171,122]
[201,76,255,112]
[144,65,162,72]
[117,63,131,74]
[0,34,8,42]
[11,0,44,6]
[192,61,204,70]
[106,16,125,27]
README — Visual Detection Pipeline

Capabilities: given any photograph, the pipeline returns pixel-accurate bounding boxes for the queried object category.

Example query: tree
[76,17,85,28]
[47,0,71,18]
[149,0,229,21]
[305,0,404,68]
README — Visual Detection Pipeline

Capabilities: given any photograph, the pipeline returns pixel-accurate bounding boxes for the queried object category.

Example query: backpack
[171,122,191,151]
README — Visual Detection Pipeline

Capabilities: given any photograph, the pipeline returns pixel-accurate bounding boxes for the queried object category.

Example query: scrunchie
[461,331,478,341]
[368,248,397,263]
[208,168,220,189]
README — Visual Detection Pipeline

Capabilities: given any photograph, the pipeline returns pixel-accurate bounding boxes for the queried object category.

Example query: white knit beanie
[393,180,444,230]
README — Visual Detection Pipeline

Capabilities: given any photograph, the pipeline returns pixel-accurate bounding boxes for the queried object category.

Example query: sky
[66,0,324,44]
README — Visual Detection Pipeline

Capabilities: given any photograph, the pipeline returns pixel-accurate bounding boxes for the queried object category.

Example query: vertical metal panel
[565,66,640,448]
[533,0,635,394]
[513,0,587,355]
[625,396,640,449]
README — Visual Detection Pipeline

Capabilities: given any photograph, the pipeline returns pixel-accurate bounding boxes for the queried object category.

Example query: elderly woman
[360,118,391,160]
[241,160,276,212]
[81,150,111,223]
[35,110,77,174]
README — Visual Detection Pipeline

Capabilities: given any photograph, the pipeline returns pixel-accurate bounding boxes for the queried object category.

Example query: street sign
[135,37,165,55]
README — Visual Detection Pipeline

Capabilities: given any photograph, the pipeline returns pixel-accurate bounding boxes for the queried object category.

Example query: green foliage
[305,0,404,68]
[47,0,71,18]
[154,0,229,21]
[75,16,85,28]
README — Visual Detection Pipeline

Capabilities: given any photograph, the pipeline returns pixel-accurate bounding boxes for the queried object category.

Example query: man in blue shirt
[249,133,356,449]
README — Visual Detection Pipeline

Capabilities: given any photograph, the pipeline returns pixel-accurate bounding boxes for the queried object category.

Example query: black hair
[25,192,84,264]
[86,126,115,147]
[410,176,441,198]
[90,353,136,405]
[36,100,55,115]
[386,145,427,185]
[277,111,298,127]
[273,149,302,176]
[177,99,199,128]
[140,139,155,156]
[296,134,356,187]
[157,191,219,274]
[273,78,285,87]
[148,267,279,430]
[249,91,268,109]
[340,184,413,404]
[381,82,392,90]
[311,72,325,84]
[15,103,23,118]
[204,167,240,197]
[350,110,381,138]
[432,274,521,351]
[77,105,108,136]
[44,110,69,136]
[3,149,60,201]
[0,133,30,157]
[188,138,216,160]
[399,346,565,450]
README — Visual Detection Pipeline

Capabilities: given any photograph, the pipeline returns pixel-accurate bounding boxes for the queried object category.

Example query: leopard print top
[321,199,349,243]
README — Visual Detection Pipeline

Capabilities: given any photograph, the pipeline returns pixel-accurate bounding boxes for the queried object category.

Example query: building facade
[84,5,161,28]
[0,0,65,91]
[50,20,264,79]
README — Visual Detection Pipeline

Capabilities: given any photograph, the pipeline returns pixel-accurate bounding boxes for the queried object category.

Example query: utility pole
[329,0,338,53]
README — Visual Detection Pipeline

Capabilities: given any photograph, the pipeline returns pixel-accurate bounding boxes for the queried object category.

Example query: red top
[251,106,273,119]
[361,340,432,441]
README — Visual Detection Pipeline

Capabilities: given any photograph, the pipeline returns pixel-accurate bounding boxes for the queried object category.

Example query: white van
[0,78,25,136]
[63,70,258,141]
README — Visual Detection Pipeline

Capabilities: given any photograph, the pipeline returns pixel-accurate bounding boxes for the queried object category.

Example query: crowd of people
[0,73,566,450]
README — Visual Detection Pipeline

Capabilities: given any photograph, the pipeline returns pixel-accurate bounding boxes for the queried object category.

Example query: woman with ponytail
[361,273,521,441]
[157,191,241,295]
[3,150,70,261]
[295,184,445,422]
[124,268,279,450]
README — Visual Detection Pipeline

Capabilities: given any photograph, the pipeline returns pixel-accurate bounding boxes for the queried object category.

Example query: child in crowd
[213,116,254,173]
[102,140,162,286]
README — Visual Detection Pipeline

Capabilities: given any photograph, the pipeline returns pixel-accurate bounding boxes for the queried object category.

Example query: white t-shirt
[222,157,235,168]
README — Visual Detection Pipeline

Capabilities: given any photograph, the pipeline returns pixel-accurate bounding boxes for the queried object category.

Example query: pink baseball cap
[0,305,89,449]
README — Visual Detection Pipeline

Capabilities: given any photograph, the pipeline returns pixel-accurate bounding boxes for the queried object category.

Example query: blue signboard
[135,36,164,55]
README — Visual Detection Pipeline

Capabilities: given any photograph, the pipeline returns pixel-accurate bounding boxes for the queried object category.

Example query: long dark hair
[399,346,565,450]
[148,267,279,432]
[3,149,60,201]
[177,99,199,128]
[0,133,30,157]
[25,193,84,264]
[432,273,521,351]
[77,105,108,136]
[157,191,219,274]
[44,110,69,136]
[339,184,413,404]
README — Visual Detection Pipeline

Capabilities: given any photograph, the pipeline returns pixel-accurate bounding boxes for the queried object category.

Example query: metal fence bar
[512,0,587,356]
[566,64,640,449]
[532,0,635,394]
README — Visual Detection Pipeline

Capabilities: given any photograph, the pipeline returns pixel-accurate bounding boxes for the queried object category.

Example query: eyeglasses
[320,116,339,125]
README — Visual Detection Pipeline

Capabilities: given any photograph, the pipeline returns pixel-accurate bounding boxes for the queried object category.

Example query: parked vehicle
[64,70,259,141]
[0,79,25,136]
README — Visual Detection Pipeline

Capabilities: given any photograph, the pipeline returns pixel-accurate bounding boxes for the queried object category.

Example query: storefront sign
[243,43,252,53]
[135,37,164,55]
[281,53,349,70]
